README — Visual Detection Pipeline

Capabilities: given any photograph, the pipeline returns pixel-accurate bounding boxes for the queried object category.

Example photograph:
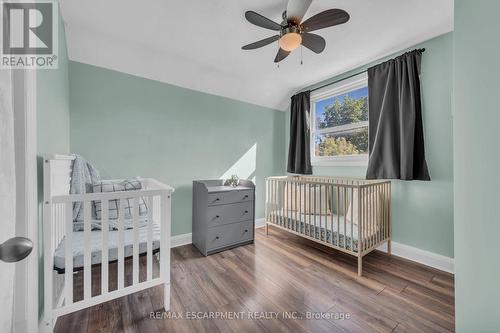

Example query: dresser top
[193,179,255,193]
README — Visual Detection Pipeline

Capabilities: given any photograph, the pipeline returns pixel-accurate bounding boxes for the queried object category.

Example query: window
[310,73,369,166]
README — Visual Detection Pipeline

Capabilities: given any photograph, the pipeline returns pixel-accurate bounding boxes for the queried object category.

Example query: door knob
[0,237,33,263]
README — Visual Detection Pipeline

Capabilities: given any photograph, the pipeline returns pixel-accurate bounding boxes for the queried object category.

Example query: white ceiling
[60,0,453,111]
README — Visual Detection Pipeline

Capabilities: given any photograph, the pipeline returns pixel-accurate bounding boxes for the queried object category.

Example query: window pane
[315,86,368,130]
[314,127,368,157]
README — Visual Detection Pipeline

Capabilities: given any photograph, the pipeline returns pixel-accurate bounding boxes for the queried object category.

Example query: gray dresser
[192,180,255,256]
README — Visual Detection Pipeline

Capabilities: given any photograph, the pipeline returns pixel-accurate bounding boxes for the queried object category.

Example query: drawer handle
[244,229,249,233]
[214,198,220,202]
[215,215,220,219]
[243,195,249,198]
[215,236,220,240]
[244,210,249,214]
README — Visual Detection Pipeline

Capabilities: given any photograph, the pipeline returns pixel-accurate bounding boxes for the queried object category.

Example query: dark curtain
[366,49,430,180]
[287,91,312,175]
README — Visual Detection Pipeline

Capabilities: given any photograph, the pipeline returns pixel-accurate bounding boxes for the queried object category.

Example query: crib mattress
[269,211,378,252]
[53,222,161,270]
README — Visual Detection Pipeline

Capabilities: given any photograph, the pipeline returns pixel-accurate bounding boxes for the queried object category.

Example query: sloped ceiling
[60,0,453,110]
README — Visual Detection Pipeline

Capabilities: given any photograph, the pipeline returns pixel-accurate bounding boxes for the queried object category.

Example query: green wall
[69,61,286,236]
[36,1,70,318]
[454,1,500,331]
[286,33,454,257]
[37,9,70,154]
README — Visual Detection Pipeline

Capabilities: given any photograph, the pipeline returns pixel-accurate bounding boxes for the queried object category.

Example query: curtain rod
[310,48,426,93]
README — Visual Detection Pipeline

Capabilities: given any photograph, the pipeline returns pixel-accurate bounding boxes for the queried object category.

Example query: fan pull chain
[277,40,280,69]
[300,45,303,65]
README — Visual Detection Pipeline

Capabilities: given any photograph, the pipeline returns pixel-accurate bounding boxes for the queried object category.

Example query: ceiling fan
[242,0,350,63]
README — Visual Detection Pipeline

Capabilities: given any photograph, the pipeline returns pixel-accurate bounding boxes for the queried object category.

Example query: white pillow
[283,183,330,215]
[346,188,383,226]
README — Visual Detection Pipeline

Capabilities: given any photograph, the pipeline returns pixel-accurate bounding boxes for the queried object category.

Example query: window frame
[310,73,369,167]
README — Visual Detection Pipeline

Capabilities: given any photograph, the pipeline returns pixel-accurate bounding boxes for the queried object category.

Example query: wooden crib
[265,176,391,276]
[42,154,174,332]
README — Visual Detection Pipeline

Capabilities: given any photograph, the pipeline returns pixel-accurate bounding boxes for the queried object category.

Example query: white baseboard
[171,233,192,248]
[170,218,266,248]
[255,218,266,229]
[377,242,454,274]
[170,220,454,274]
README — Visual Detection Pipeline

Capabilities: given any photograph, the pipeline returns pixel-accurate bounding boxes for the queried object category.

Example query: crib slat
[117,199,125,290]
[267,179,278,222]
[377,185,380,244]
[379,184,382,241]
[275,180,278,226]
[344,187,347,249]
[276,179,279,226]
[330,186,333,245]
[83,201,91,300]
[362,187,366,252]
[313,184,317,238]
[64,202,73,304]
[358,187,362,254]
[374,186,377,247]
[388,183,392,248]
[373,186,377,247]
[319,185,322,240]
[366,187,370,251]
[386,183,389,240]
[298,182,301,234]
[133,197,140,285]
[373,186,377,246]
[382,183,385,240]
[287,182,291,229]
[368,186,372,249]
[308,183,312,237]
[160,193,172,292]
[372,185,376,248]
[365,187,369,252]
[336,186,340,246]
[271,180,275,225]
[325,185,333,242]
[376,185,380,245]
[293,182,298,231]
[361,187,365,253]
[264,178,269,222]
[383,183,387,240]
[147,196,153,281]
[270,179,273,223]
[366,187,370,250]
[351,187,354,251]
[277,180,280,226]
[101,200,109,295]
[324,185,327,241]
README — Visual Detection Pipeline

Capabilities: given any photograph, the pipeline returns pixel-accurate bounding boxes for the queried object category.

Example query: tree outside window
[311,76,369,165]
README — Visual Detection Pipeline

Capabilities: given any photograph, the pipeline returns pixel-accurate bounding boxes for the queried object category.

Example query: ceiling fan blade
[242,35,280,50]
[245,11,282,31]
[301,33,326,53]
[274,48,291,63]
[301,9,350,32]
[286,0,312,25]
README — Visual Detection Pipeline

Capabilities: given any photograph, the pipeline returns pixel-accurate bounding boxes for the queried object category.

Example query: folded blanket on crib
[92,179,148,230]
[71,156,148,231]
[73,178,149,231]
[71,154,101,230]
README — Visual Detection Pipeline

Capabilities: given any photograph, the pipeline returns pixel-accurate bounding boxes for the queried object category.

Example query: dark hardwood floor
[55,227,455,333]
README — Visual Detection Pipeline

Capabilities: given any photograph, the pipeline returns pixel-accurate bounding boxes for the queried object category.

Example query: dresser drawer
[206,220,253,251]
[207,201,253,227]
[207,190,254,206]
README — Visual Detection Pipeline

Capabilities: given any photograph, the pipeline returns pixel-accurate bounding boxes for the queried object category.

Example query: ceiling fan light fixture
[279,32,302,51]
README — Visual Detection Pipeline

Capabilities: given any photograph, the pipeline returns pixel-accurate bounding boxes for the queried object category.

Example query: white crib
[42,154,174,332]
